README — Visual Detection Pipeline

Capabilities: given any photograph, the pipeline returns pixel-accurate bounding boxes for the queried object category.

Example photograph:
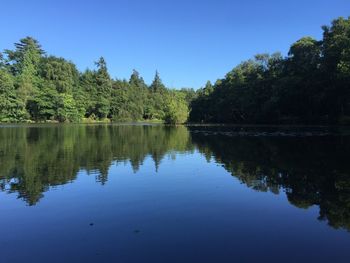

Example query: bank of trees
[1,16,349,125]
[0,39,191,124]
[190,16,350,124]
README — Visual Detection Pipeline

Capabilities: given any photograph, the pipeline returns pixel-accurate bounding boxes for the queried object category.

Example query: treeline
[1,16,349,125]
[190,17,350,124]
[0,39,193,123]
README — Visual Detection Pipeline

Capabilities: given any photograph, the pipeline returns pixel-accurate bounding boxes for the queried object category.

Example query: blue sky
[0,0,349,88]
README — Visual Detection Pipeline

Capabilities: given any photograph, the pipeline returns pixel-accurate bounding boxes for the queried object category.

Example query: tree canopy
[189,16,350,125]
[0,39,191,123]
[1,16,350,124]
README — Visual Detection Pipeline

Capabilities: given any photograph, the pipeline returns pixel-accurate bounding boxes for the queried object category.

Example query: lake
[0,124,350,263]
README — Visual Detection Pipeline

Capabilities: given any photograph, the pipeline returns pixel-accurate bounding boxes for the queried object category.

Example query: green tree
[4,37,44,104]
[129,69,147,88]
[0,69,26,122]
[288,37,321,74]
[56,93,81,122]
[39,56,80,93]
[94,57,112,119]
[37,56,83,122]
[26,83,59,121]
[164,92,189,124]
[322,17,350,119]
[150,71,166,93]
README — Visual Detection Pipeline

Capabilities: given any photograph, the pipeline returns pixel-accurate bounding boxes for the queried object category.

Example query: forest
[190,16,350,124]
[0,40,192,124]
[0,16,349,124]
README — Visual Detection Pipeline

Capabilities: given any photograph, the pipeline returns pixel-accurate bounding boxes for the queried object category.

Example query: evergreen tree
[129,69,147,88]
[203,81,214,96]
[94,57,112,119]
[4,37,44,104]
[150,71,166,93]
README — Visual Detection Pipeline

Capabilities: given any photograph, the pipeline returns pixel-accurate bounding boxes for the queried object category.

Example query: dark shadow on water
[0,124,350,231]
[189,125,350,231]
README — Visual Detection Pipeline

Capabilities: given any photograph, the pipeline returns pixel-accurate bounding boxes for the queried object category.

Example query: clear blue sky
[0,0,349,88]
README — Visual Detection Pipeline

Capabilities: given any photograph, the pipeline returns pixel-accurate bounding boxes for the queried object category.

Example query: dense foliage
[0,39,191,124]
[1,16,349,124]
[190,17,350,124]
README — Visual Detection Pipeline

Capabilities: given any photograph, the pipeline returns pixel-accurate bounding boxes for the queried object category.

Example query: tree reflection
[190,127,350,231]
[0,125,193,205]
[1,125,350,232]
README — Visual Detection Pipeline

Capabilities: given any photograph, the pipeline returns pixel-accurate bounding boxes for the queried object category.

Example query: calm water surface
[0,124,350,263]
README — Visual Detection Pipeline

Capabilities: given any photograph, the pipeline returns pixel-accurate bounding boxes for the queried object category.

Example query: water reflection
[190,126,350,231]
[0,125,193,205]
[0,124,350,232]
